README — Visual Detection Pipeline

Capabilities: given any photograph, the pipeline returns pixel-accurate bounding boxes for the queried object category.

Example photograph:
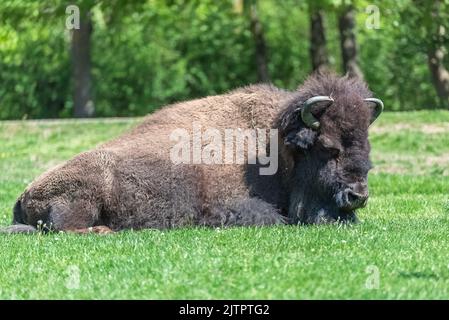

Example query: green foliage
[93,0,256,116]
[358,0,448,110]
[0,0,448,119]
[259,0,312,87]
[0,4,71,119]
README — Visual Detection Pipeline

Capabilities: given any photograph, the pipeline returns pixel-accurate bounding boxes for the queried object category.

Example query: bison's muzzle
[335,182,369,212]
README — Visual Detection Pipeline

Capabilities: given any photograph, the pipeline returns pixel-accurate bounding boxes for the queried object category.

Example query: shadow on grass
[398,271,440,280]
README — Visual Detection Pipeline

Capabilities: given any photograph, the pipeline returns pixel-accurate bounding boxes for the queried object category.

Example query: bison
[1,72,383,234]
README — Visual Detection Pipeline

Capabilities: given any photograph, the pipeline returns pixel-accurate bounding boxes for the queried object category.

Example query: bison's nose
[346,189,368,207]
[336,184,369,211]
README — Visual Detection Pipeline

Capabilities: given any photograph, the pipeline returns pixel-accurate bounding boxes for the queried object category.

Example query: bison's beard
[287,189,359,225]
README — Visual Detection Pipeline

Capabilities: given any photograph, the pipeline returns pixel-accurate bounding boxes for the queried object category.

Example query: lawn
[0,111,448,299]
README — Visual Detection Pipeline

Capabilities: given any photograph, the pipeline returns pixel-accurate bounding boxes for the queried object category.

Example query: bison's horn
[364,98,384,124]
[301,96,334,130]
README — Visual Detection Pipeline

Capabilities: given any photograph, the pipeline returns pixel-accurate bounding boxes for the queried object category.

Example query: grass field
[0,111,448,299]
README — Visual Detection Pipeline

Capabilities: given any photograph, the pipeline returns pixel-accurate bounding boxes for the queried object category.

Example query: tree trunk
[248,0,269,82]
[338,5,364,79]
[71,11,94,118]
[309,7,329,72]
[428,46,449,108]
[427,1,449,109]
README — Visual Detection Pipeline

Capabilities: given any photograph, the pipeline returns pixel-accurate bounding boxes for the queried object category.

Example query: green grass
[0,112,448,299]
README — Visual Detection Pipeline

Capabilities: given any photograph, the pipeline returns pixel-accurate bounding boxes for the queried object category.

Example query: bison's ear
[283,128,317,150]
[280,103,318,150]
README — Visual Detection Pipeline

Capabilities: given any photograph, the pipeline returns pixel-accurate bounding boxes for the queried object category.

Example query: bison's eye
[317,136,342,158]
[317,143,341,158]
[326,146,341,157]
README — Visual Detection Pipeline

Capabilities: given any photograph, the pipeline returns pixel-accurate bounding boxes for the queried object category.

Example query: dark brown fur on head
[278,72,376,224]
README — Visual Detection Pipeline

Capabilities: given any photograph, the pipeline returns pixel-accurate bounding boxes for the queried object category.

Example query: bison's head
[279,74,383,224]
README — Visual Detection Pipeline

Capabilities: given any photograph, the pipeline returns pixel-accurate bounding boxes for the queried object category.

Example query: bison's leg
[205,197,287,227]
[2,199,104,234]
[0,224,37,234]
[47,198,104,232]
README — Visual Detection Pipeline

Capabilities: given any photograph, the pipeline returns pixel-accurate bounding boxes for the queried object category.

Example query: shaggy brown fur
[2,72,381,233]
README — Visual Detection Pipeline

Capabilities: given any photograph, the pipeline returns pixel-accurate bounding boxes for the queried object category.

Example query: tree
[237,0,269,82]
[248,0,269,82]
[338,4,363,79]
[426,0,449,108]
[71,9,94,117]
[397,0,449,109]
[308,2,329,72]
